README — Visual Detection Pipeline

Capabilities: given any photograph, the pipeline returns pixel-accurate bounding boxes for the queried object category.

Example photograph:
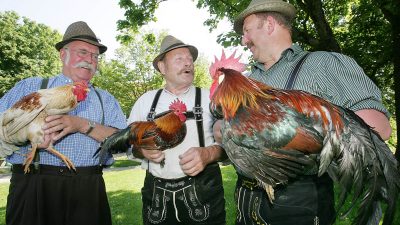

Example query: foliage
[116,0,398,153]
[94,30,213,116]
[0,11,62,97]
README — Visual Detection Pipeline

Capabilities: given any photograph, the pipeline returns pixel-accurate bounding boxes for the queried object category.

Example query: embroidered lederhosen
[142,88,226,225]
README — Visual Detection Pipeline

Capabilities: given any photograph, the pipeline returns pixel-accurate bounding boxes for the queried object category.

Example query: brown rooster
[209,51,400,225]
[94,98,187,166]
[0,81,89,173]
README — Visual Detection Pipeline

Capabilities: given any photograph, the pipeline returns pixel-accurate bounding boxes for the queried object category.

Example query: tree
[0,11,62,97]
[94,30,212,116]
[116,0,399,156]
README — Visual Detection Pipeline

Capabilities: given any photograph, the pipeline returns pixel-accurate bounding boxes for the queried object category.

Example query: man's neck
[263,42,293,70]
[164,84,191,96]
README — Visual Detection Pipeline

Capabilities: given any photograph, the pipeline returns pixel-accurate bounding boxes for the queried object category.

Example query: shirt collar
[252,44,303,72]
[163,85,194,96]
[57,74,93,88]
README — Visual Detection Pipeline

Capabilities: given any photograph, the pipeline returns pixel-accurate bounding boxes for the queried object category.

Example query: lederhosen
[141,88,226,225]
[6,79,112,225]
[235,53,336,225]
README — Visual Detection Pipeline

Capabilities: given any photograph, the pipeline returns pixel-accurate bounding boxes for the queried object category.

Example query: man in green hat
[128,35,226,225]
[226,0,392,224]
[1,21,126,225]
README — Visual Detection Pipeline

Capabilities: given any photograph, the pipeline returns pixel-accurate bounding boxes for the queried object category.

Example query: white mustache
[74,61,96,73]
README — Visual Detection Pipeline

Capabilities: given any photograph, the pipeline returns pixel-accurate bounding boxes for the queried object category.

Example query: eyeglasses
[64,48,100,61]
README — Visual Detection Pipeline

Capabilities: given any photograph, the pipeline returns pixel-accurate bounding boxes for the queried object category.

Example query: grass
[0,164,399,225]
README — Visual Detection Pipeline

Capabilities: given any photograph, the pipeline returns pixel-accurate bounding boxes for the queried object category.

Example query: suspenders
[146,87,205,147]
[284,53,310,90]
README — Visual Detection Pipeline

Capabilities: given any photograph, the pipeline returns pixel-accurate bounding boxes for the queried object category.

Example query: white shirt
[127,86,216,179]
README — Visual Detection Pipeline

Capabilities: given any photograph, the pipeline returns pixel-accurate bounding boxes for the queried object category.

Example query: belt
[237,172,328,191]
[11,164,103,176]
[237,173,262,190]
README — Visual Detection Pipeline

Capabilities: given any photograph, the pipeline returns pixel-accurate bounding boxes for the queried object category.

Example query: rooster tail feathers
[321,108,400,225]
[371,131,400,225]
[94,126,132,165]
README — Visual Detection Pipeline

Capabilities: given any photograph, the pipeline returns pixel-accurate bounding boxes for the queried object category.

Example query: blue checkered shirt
[0,74,127,166]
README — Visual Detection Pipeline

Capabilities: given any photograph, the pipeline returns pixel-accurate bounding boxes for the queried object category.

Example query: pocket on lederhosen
[142,170,212,223]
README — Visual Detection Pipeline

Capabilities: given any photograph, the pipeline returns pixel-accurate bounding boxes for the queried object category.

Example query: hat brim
[153,44,198,72]
[55,38,107,54]
[234,1,296,34]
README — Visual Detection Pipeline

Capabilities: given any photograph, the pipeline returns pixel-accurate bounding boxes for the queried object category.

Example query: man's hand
[42,115,85,141]
[179,147,212,176]
[37,133,55,149]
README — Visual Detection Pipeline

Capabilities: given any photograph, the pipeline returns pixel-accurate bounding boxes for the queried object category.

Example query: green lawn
[0,164,399,225]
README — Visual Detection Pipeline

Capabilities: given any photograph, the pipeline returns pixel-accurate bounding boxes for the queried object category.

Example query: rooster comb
[209,49,246,79]
[169,98,187,112]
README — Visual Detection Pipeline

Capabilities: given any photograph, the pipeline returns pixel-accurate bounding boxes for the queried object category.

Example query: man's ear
[60,48,67,64]
[265,15,275,34]
[158,60,166,74]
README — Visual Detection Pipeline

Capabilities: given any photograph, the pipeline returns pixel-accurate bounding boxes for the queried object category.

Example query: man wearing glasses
[1,21,126,225]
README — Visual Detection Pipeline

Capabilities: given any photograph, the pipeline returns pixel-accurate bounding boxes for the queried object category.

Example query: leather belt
[11,164,103,176]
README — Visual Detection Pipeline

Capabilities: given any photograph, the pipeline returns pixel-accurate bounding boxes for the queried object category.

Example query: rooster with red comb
[209,50,400,225]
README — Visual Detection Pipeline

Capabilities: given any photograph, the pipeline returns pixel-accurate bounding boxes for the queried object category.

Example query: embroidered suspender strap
[194,87,205,147]
[147,89,163,121]
[284,53,310,90]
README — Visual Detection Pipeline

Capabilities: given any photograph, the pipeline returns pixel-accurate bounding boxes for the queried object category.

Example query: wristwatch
[85,120,96,135]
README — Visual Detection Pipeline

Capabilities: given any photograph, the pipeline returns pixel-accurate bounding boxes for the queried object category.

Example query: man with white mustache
[1,21,126,225]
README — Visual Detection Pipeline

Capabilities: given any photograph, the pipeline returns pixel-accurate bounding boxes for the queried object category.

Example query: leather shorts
[235,173,335,225]
[142,163,226,225]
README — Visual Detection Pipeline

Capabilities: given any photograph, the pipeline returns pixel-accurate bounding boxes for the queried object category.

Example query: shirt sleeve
[99,90,127,129]
[308,52,389,117]
[127,91,154,124]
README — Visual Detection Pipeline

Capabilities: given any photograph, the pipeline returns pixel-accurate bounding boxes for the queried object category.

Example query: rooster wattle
[209,51,400,225]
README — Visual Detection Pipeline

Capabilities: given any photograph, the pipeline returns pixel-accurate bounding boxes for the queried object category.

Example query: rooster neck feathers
[213,68,272,120]
[154,113,184,134]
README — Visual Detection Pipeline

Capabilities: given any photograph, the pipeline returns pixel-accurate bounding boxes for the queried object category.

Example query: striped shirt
[0,74,127,166]
[249,44,389,116]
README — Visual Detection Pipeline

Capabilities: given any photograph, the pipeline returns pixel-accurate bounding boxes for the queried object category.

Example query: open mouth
[183,69,192,74]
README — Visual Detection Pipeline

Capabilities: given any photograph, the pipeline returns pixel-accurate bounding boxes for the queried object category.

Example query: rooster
[0,81,89,173]
[94,98,187,166]
[209,51,400,225]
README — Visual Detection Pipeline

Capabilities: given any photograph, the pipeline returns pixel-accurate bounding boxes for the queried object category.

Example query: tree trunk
[376,0,400,160]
